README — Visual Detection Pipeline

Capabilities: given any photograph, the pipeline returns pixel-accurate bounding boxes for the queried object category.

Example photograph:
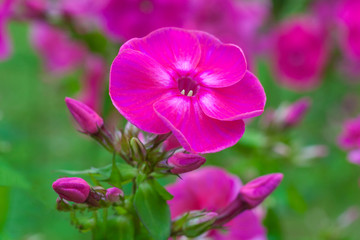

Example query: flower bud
[130,137,146,162]
[283,98,311,127]
[182,211,218,238]
[52,177,90,203]
[65,97,104,134]
[168,153,206,174]
[240,173,283,208]
[106,187,124,202]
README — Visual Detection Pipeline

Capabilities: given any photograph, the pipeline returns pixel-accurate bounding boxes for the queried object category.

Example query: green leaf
[263,208,283,240]
[57,163,137,185]
[93,216,135,240]
[0,186,10,234]
[105,156,123,188]
[134,180,171,240]
[286,184,307,214]
[0,160,29,189]
[149,179,173,201]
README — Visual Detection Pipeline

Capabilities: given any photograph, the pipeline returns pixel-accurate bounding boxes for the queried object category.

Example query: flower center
[177,76,199,97]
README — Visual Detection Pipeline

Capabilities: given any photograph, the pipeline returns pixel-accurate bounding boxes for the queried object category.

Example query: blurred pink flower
[348,149,360,165]
[78,55,107,113]
[166,167,266,239]
[283,97,312,127]
[30,22,87,75]
[338,115,360,150]
[0,0,15,61]
[186,0,270,66]
[99,0,189,40]
[335,0,360,77]
[272,16,329,91]
[21,0,48,17]
[57,0,108,17]
[261,97,311,129]
[110,28,266,153]
[336,0,360,61]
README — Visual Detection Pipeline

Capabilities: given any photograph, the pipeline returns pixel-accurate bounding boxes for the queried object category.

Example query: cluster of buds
[262,97,311,130]
[64,97,206,175]
[52,177,124,210]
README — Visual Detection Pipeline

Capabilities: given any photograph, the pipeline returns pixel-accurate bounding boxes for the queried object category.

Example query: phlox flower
[185,0,270,67]
[99,0,189,40]
[338,115,360,150]
[0,0,15,61]
[271,16,329,91]
[78,55,107,113]
[335,0,360,77]
[110,28,266,153]
[336,0,360,62]
[166,167,266,239]
[29,22,87,75]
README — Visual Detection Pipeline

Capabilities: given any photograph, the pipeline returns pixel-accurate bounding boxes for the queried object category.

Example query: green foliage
[0,187,10,234]
[134,180,171,240]
[0,160,29,189]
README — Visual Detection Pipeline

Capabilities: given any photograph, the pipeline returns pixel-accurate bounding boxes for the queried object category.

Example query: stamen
[187,90,194,97]
[181,89,186,95]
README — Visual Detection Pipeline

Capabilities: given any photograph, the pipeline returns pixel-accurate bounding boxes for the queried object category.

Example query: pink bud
[240,173,283,208]
[65,97,104,134]
[52,177,90,203]
[106,187,124,202]
[284,98,311,127]
[168,153,206,175]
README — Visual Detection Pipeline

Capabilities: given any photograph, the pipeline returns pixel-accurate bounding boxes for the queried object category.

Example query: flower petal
[110,49,177,134]
[154,96,245,153]
[198,71,266,121]
[120,27,201,73]
[215,211,266,240]
[192,31,247,88]
[166,181,199,219]
[0,19,11,60]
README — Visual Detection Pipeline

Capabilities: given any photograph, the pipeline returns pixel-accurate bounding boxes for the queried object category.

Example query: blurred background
[1,0,360,239]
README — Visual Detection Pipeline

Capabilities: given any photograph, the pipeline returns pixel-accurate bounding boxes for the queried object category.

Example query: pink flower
[57,0,107,17]
[65,97,104,134]
[336,0,360,62]
[110,28,266,153]
[348,149,360,165]
[167,152,206,174]
[283,97,311,127]
[99,0,189,40]
[166,167,266,239]
[272,16,329,91]
[185,0,270,67]
[0,0,15,61]
[163,134,182,151]
[29,22,87,75]
[78,55,107,113]
[52,177,90,203]
[335,0,360,77]
[338,115,360,150]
